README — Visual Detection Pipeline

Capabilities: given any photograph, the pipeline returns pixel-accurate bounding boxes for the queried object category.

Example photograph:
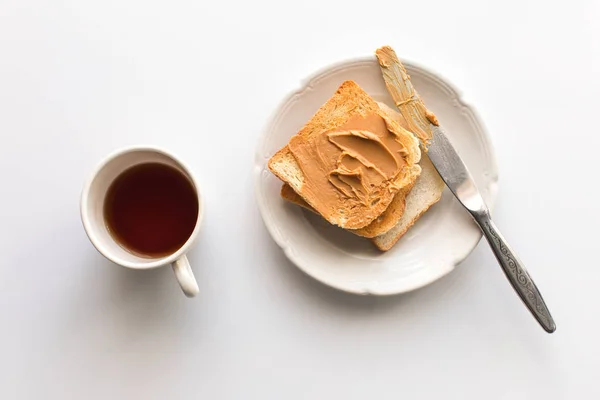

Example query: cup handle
[172,255,199,298]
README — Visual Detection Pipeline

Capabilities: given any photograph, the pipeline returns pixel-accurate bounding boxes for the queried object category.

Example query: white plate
[255,56,498,295]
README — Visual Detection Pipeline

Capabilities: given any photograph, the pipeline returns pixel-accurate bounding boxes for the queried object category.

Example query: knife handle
[473,212,556,333]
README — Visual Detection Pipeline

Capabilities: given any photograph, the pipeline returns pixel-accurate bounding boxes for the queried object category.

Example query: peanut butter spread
[288,113,409,225]
[376,46,438,147]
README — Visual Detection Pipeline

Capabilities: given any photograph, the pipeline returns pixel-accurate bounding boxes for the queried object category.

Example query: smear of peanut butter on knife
[375,46,439,148]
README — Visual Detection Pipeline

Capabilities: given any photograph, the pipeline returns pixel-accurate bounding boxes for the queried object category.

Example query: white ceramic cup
[80,146,202,297]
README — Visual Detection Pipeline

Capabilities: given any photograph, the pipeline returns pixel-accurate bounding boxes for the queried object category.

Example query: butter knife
[376,46,556,333]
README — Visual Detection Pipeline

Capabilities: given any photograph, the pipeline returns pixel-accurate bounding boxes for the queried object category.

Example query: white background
[1,1,598,399]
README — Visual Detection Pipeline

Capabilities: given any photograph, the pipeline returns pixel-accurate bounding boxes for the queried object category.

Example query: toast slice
[280,104,445,249]
[268,81,421,230]
[279,101,418,238]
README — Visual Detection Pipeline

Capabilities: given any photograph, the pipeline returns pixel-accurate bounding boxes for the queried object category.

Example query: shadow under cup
[81,148,202,270]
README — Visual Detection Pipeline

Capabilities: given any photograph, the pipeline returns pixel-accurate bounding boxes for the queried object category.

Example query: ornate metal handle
[474,213,556,333]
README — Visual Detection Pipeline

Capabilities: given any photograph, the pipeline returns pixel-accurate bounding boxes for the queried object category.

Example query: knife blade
[376,46,556,333]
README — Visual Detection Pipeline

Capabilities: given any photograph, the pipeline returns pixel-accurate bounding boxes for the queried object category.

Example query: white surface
[0,1,598,399]
[256,58,498,295]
